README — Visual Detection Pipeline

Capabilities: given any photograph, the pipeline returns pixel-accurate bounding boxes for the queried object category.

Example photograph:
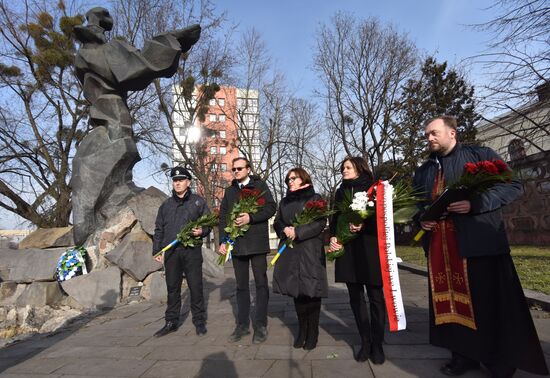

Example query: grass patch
[397,245,550,295]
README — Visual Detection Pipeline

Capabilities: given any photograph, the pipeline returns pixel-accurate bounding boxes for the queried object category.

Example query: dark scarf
[340,173,372,192]
[285,185,316,200]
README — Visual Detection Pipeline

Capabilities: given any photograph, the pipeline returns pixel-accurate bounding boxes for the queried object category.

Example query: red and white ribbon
[375,180,407,331]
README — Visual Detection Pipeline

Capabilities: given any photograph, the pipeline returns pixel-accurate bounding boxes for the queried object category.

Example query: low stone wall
[0,186,224,340]
[505,151,550,246]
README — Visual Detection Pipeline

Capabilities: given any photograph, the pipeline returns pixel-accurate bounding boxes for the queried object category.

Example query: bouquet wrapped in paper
[328,181,419,261]
[154,213,218,258]
[218,188,266,265]
[270,199,334,266]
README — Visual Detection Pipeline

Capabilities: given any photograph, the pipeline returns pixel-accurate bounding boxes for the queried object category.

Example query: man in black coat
[152,167,212,337]
[218,157,276,343]
[413,116,548,377]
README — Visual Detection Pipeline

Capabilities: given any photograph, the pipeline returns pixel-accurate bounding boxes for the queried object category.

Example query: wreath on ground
[55,246,88,282]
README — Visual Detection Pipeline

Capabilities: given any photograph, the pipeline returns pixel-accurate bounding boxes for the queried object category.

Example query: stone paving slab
[312,359,375,378]
[261,360,311,378]
[48,357,156,377]
[0,266,548,377]
[2,357,67,375]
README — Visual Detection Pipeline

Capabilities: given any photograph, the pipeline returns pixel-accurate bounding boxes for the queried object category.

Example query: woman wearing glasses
[273,168,329,350]
[328,157,385,365]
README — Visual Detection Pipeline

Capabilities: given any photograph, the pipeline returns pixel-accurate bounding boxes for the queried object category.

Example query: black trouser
[346,283,385,345]
[164,248,205,326]
[232,253,269,328]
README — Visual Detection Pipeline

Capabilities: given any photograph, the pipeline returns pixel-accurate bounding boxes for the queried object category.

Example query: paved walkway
[0,264,548,377]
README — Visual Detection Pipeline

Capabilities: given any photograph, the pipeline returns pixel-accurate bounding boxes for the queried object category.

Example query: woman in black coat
[273,168,329,350]
[328,157,386,364]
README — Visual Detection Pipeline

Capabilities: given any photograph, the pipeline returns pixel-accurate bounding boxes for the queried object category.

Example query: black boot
[355,336,370,362]
[303,299,321,351]
[370,342,385,364]
[294,312,308,348]
[293,298,308,348]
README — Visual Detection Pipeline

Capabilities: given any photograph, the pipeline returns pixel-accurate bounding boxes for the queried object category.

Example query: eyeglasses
[232,167,247,172]
[287,176,298,183]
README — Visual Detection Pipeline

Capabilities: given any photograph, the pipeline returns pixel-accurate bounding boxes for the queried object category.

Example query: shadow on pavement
[0,288,118,374]
[196,351,238,378]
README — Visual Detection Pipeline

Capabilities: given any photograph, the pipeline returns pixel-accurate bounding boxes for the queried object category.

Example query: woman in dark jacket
[328,157,386,364]
[273,168,329,350]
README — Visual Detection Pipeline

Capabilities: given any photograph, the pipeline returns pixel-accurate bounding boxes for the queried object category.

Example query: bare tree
[473,0,549,150]
[313,12,417,174]
[110,0,235,214]
[0,0,87,227]
[217,28,298,202]
[307,117,345,206]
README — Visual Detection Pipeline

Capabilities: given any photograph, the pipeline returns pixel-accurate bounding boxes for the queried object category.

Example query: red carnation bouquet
[450,159,513,193]
[270,198,334,266]
[218,188,266,265]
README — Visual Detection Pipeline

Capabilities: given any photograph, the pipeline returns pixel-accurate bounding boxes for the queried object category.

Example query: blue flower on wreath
[56,246,88,282]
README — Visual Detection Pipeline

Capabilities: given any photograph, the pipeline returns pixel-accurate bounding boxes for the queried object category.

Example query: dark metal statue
[71,7,200,245]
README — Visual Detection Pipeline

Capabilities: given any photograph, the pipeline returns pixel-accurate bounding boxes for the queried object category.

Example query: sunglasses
[232,167,247,172]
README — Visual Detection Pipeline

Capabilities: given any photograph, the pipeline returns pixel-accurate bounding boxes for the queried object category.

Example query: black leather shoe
[195,324,207,336]
[440,356,480,376]
[228,325,250,342]
[252,326,268,344]
[370,343,385,365]
[154,321,178,337]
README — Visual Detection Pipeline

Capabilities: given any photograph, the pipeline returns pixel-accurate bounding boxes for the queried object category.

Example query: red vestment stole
[428,170,477,330]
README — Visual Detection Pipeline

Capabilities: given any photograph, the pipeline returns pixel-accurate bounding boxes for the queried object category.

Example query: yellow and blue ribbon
[153,239,179,258]
[223,237,235,263]
[412,229,425,243]
[270,243,288,266]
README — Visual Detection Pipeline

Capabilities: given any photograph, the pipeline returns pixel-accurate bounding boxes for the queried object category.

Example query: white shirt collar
[239,176,251,187]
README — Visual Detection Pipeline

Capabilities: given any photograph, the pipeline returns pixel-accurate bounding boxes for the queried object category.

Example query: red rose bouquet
[270,198,334,266]
[451,159,513,193]
[413,159,514,242]
[218,188,266,265]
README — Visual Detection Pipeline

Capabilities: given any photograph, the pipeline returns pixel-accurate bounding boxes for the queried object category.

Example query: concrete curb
[398,262,550,312]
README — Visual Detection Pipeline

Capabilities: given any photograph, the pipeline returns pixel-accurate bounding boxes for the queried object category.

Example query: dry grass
[397,245,550,295]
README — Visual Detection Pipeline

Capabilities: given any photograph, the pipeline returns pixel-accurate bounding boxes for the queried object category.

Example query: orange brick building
[172,86,261,207]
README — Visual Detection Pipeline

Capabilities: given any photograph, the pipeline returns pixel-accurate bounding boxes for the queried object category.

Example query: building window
[221,163,227,172]
[210,163,217,171]
[219,114,226,122]
[219,98,225,106]
[219,130,226,139]
[248,98,258,108]
[209,99,216,106]
[209,114,217,122]
[210,146,217,154]
[508,139,526,161]
[220,146,227,155]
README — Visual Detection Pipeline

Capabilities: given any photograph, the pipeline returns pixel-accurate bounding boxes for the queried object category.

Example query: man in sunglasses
[152,167,212,337]
[218,157,276,344]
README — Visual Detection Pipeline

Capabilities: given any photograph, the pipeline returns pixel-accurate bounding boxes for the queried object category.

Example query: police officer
[152,167,211,337]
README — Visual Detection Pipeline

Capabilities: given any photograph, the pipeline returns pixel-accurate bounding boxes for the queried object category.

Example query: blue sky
[1,0,501,229]
[220,0,497,98]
